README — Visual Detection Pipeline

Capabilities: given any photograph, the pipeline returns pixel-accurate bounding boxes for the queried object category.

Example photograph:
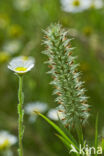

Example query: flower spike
[42,24,90,129]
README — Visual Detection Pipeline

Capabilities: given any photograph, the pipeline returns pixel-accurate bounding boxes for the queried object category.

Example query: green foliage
[42,24,90,129]
[35,111,80,156]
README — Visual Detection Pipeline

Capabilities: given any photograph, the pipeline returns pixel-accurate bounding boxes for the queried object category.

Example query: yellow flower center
[83,27,92,36]
[73,0,80,7]
[0,139,9,150]
[9,24,23,37]
[22,56,29,61]
[33,108,40,114]
[90,3,95,9]
[15,67,27,72]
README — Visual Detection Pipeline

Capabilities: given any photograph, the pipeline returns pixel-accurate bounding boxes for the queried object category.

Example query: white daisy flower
[25,102,48,114]
[3,40,22,54]
[61,0,90,13]
[14,0,32,11]
[2,150,13,156]
[0,131,17,150]
[25,102,48,123]
[47,109,58,121]
[90,0,103,9]
[8,56,35,74]
[60,0,103,13]
[47,108,65,121]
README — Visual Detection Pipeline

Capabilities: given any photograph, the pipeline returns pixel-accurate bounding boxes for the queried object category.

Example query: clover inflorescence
[42,24,90,129]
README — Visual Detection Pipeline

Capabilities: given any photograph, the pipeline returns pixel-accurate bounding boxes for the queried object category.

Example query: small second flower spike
[8,56,35,75]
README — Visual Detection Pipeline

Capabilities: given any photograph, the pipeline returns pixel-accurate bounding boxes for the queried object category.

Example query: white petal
[47,109,59,121]
[25,102,48,114]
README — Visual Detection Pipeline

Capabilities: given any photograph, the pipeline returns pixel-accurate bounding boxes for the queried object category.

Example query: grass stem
[18,76,24,156]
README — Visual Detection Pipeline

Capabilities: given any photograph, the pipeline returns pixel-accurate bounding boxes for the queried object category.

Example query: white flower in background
[60,0,103,13]
[3,149,13,156]
[3,150,13,156]
[47,108,65,121]
[90,0,103,9]
[25,102,48,123]
[0,131,17,150]
[25,102,48,114]
[8,56,35,74]
[14,0,32,11]
[3,40,22,54]
[60,0,90,13]
[47,109,58,121]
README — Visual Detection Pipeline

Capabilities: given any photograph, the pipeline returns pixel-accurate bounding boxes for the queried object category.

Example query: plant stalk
[18,75,24,156]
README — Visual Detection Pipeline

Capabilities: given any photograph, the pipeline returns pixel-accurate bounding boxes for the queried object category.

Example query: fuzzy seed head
[42,24,90,129]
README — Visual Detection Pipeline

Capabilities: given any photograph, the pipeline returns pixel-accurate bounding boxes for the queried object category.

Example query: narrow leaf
[35,111,79,151]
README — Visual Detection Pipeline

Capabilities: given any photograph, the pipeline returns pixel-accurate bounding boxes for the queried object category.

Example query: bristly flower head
[42,24,90,129]
[8,56,35,75]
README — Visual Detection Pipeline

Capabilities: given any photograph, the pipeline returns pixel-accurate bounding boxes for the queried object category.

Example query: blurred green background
[0,0,104,155]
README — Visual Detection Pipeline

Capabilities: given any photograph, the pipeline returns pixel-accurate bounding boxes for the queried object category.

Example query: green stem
[18,76,24,156]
